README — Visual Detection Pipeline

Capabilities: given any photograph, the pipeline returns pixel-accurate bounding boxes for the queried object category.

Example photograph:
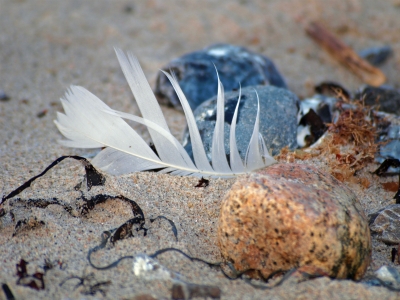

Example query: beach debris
[306,21,386,86]
[1,283,15,300]
[296,93,337,148]
[369,204,400,244]
[155,43,287,110]
[218,163,371,280]
[195,177,209,188]
[297,107,327,147]
[36,109,48,118]
[133,254,180,281]
[41,258,65,272]
[182,85,299,161]
[12,216,45,237]
[358,45,393,66]
[16,259,45,290]
[314,81,350,99]
[1,155,105,206]
[60,272,111,296]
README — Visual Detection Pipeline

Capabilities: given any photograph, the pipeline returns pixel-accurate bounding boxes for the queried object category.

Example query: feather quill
[54,48,276,177]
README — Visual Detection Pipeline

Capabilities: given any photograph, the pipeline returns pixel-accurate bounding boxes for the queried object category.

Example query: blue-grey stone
[375,266,400,289]
[155,44,287,111]
[182,85,299,163]
[358,45,393,66]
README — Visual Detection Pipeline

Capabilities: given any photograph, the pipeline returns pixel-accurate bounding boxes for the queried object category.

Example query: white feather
[54,48,276,177]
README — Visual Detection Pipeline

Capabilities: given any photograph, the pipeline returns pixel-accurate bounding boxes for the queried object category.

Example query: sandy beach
[1,1,400,299]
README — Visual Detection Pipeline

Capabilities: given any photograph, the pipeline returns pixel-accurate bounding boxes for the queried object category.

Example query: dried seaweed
[16,259,45,290]
[195,177,209,188]
[1,156,105,206]
[150,216,178,241]
[1,283,15,300]
[279,96,381,183]
[12,217,45,237]
[60,273,111,296]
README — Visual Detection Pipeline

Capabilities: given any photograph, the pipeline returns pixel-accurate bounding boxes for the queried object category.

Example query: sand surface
[1,0,400,299]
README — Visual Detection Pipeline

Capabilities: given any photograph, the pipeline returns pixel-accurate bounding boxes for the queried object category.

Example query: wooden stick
[306,21,386,86]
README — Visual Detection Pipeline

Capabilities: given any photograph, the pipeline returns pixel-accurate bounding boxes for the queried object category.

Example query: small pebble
[375,266,400,289]
[218,163,371,280]
[358,45,393,66]
[155,43,287,110]
[369,204,400,244]
[0,89,10,101]
[182,85,299,160]
[133,254,176,281]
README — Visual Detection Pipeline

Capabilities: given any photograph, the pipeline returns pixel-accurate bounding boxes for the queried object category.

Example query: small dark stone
[0,90,10,101]
[356,86,400,115]
[182,85,298,161]
[358,45,393,66]
[155,44,287,110]
[123,4,135,14]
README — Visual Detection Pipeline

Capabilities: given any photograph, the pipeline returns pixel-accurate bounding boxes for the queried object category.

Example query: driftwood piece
[306,21,386,86]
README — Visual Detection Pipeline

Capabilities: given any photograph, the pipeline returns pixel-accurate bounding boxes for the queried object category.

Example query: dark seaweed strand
[373,158,400,176]
[150,216,178,241]
[1,156,105,205]
[1,283,15,300]
[149,247,295,289]
[86,194,149,269]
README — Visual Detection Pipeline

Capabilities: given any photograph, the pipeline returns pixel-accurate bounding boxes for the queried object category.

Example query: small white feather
[229,86,245,173]
[55,49,276,177]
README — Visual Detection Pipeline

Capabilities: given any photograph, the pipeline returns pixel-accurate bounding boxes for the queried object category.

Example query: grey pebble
[369,204,400,244]
[182,85,299,162]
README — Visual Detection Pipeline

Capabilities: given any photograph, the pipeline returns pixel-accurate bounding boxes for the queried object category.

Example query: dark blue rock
[155,44,287,111]
[182,85,299,162]
[356,86,400,115]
